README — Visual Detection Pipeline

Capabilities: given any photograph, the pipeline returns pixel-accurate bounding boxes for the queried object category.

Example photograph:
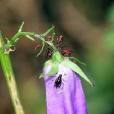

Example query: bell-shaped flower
[40,51,92,114]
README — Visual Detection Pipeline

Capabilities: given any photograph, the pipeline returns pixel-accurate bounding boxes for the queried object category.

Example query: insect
[54,74,62,88]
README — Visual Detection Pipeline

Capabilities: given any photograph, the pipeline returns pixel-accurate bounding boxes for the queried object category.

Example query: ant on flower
[54,74,63,89]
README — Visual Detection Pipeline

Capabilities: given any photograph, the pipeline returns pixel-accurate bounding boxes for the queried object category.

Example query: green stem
[39,37,56,50]
[11,32,35,44]
[41,25,55,37]
[4,25,54,53]
[35,25,57,54]
[5,32,35,49]
[0,32,25,114]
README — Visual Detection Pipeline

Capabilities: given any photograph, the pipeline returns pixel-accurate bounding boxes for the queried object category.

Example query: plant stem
[5,32,35,50]
[35,26,56,50]
[4,25,54,51]
[41,25,55,37]
[0,32,25,114]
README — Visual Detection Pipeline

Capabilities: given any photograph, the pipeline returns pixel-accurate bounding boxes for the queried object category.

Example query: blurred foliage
[0,0,114,114]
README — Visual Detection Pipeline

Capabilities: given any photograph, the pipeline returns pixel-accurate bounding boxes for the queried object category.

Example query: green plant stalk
[0,32,25,114]
[5,32,35,50]
[41,25,55,37]
[4,25,54,50]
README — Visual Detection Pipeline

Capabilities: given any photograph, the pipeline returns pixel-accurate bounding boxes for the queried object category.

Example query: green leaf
[62,58,93,86]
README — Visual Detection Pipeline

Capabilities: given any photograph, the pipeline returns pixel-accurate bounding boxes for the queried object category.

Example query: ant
[54,74,62,89]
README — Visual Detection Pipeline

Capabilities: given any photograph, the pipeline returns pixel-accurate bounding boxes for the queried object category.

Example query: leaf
[62,58,93,86]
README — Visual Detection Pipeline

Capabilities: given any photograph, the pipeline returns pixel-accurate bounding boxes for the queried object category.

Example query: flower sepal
[62,57,93,86]
[39,52,93,86]
[52,51,64,62]
[39,51,64,78]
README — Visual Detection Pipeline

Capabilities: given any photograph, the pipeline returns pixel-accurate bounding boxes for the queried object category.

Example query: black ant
[54,74,62,88]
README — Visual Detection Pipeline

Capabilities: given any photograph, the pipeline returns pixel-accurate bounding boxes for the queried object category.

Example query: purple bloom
[44,64,88,114]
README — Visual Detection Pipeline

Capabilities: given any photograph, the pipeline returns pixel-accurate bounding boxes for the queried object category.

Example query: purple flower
[44,64,88,114]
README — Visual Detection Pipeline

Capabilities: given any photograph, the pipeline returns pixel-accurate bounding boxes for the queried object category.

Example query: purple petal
[44,64,88,114]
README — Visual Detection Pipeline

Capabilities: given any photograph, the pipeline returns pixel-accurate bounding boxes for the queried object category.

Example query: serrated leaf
[62,59,93,86]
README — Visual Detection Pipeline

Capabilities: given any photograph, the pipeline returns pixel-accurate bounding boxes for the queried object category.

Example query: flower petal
[44,64,88,114]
